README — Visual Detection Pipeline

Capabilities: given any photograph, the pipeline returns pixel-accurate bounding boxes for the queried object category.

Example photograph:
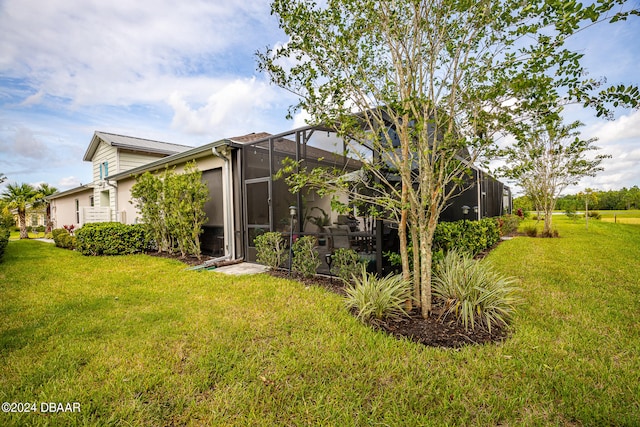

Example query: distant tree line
[515,186,640,212]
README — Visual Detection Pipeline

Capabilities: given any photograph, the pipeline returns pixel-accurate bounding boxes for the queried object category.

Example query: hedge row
[433,217,501,255]
[0,227,9,262]
[75,222,150,256]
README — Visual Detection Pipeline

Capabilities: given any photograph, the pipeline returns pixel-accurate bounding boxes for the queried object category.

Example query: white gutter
[212,145,235,260]
[104,179,119,222]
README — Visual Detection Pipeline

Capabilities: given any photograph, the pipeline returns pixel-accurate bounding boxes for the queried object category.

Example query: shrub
[0,227,9,262]
[432,250,521,333]
[291,235,321,278]
[131,162,209,258]
[345,265,412,325]
[35,225,46,233]
[75,222,150,256]
[498,214,521,236]
[587,211,601,220]
[433,218,500,255]
[255,231,286,270]
[523,225,538,237]
[52,228,76,249]
[330,248,362,283]
[540,229,560,238]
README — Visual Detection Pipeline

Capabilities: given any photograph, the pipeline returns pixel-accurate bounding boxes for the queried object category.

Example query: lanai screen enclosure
[201,125,510,274]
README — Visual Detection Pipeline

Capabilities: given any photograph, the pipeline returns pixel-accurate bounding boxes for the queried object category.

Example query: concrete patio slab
[211,262,269,275]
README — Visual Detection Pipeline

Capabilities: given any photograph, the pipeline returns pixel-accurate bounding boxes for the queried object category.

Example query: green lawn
[1,217,639,426]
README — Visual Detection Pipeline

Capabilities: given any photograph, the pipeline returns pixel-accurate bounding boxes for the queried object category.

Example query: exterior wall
[118,150,165,172]
[49,188,94,229]
[92,141,118,220]
[116,177,137,225]
[114,154,226,226]
[92,141,118,183]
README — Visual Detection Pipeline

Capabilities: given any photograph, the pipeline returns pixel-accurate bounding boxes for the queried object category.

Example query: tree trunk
[398,206,412,311]
[418,211,438,318]
[411,221,421,308]
[45,204,53,233]
[18,210,28,239]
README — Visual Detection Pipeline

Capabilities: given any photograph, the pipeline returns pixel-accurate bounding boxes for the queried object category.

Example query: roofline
[83,131,193,161]
[47,184,94,200]
[228,124,334,146]
[106,138,231,181]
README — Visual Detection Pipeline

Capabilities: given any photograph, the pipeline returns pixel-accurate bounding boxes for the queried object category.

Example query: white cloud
[0,0,279,106]
[58,176,83,188]
[587,110,640,144]
[167,77,284,136]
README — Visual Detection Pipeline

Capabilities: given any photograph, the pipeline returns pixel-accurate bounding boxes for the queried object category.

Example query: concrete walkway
[211,262,269,275]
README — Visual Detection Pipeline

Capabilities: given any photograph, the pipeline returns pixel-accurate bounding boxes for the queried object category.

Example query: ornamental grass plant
[344,264,413,325]
[432,249,521,333]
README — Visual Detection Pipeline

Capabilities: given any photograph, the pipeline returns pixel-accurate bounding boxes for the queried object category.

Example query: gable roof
[83,131,194,161]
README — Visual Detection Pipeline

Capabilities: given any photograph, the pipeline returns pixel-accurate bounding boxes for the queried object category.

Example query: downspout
[104,179,118,222]
[212,145,235,260]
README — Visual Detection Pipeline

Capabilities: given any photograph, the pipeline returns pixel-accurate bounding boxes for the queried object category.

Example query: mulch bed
[267,269,510,349]
[151,244,511,349]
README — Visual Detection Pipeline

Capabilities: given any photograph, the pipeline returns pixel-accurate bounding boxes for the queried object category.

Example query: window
[75,199,79,223]
[99,161,109,179]
[31,214,39,226]
[89,195,94,207]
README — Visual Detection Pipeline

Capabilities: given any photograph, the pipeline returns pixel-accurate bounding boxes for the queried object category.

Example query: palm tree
[34,183,58,233]
[1,182,38,239]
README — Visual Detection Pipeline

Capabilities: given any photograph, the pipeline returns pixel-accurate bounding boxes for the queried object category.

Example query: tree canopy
[258,0,639,318]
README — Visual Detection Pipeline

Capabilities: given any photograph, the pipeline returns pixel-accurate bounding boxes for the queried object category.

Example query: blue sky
[1,0,639,196]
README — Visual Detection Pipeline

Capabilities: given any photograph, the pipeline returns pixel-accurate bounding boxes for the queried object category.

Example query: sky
[1,0,639,197]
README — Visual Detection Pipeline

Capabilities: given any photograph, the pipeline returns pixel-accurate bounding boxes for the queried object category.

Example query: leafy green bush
[433,218,500,255]
[131,162,209,258]
[432,250,521,333]
[345,265,412,325]
[0,227,9,262]
[255,231,286,270]
[292,235,321,278]
[330,248,362,283]
[565,209,579,220]
[587,211,601,220]
[52,228,77,250]
[75,222,150,256]
[523,225,538,237]
[498,214,521,236]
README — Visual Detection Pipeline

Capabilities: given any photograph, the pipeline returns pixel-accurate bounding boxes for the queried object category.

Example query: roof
[83,131,194,161]
[106,138,231,181]
[228,132,272,144]
[47,184,94,200]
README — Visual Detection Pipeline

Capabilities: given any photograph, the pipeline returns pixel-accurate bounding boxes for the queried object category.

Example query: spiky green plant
[255,231,287,270]
[432,250,521,333]
[344,265,412,325]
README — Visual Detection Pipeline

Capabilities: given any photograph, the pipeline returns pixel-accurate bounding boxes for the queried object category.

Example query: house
[49,125,511,273]
[49,131,193,228]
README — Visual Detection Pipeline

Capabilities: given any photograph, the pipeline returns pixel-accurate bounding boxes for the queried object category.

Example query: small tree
[258,0,639,318]
[498,119,609,236]
[1,182,38,239]
[34,183,58,233]
[131,162,209,258]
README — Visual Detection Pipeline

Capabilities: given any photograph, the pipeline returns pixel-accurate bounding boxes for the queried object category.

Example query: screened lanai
[237,126,378,274]
[232,124,511,275]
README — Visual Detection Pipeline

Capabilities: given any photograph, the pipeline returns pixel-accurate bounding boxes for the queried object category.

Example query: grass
[1,217,640,426]
[597,209,640,224]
